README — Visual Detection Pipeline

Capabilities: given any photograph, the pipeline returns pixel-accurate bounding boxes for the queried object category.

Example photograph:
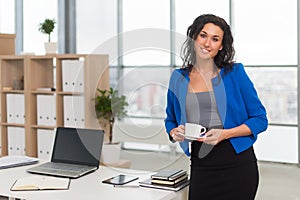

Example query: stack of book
[139,169,189,191]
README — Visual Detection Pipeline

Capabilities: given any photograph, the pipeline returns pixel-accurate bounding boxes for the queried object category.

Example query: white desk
[0,164,188,200]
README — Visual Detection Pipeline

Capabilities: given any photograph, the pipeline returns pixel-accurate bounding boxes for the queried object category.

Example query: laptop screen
[51,127,104,166]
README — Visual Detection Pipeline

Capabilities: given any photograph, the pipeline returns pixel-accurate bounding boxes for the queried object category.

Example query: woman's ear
[219,45,223,51]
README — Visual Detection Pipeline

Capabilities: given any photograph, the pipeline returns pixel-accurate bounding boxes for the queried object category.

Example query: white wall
[254,126,298,163]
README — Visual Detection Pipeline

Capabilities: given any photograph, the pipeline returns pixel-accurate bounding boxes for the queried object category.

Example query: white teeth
[201,48,209,53]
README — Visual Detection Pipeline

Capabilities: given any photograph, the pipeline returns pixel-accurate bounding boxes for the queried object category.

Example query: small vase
[98,117,115,143]
[101,142,121,164]
[44,42,57,54]
[98,118,110,143]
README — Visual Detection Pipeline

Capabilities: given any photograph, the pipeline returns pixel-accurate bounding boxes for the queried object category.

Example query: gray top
[186,91,222,128]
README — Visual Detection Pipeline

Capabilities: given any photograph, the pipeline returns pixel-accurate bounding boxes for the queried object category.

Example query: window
[123,0,169,31]
[23,0,57,54]
[234,0,298,124]
[0,0,14,33]
[246,67,297,125]
[234,0,297,65]
[121,67,170,118]
[175,0,230,65]
[123,0,170,66]
[76,0,117,54]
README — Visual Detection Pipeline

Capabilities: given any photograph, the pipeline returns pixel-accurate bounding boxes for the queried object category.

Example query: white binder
[37,129,55,160]
[62,61,71,92]
[73,96,85,128]
[63,96,74,127]
[6,94,25,124]
[50,95,57,126]
[37,95,46,125]
[6,94,15,123]
[37,95,56,126]
[15,94,25,124]
[74,64,84,93]
[7,127,13,155]
[62,60,84,92]
[63,96,85,128]
[17,127,26,156]
[8,127,25,156]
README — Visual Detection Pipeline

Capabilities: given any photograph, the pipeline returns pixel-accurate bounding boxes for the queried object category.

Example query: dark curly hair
[181,14,235,74]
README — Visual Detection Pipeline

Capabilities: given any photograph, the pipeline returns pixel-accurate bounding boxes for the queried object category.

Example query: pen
[114,185,140,188]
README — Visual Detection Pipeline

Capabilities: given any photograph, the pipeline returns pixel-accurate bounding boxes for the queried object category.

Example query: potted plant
[38,18,57,54]
[95,87,128,143]
[95,87,128,164]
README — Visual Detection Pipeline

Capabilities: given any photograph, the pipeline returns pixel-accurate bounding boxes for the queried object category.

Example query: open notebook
[27,127,104,178]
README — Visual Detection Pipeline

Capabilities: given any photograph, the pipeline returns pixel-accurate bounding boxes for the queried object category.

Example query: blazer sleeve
[235,63,268,138]
[165,70,179,136]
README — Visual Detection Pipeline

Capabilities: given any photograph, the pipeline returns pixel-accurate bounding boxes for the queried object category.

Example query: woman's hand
[170,125,185,142]
[202,129,226,145]
[202,125,252,145]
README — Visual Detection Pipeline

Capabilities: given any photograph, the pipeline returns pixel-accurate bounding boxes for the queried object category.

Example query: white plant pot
[101,142,121,164]
[44,42,57,54]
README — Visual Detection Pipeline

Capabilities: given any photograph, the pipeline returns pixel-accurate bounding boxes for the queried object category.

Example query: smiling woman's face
[194,23,224,61]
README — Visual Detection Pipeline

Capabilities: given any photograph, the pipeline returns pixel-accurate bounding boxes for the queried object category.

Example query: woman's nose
[204,38,210,47]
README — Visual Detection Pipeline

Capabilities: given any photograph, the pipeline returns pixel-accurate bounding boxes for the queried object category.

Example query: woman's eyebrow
[200,31,221,38]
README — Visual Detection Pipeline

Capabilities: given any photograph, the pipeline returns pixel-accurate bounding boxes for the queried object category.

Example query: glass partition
[175,0,230,65]
[234,0,297,65]
[122,0,170,66]
[246,67,297,125]
[76,0,117,54]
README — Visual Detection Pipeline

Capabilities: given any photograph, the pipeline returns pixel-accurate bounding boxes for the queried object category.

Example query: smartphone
[102,174,139,185]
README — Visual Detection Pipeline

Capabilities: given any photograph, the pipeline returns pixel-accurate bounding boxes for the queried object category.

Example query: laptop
[27,127,104,178]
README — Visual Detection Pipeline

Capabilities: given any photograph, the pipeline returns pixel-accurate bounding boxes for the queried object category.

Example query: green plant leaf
[94,87,128,143]
[38,18,56,42]
[94,87,128,121]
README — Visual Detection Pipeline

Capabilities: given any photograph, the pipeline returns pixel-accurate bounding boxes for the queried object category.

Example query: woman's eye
[212,38,219,42]
[199,34,206,38]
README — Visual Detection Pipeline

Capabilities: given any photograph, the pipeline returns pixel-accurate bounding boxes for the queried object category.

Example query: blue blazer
[165,63,268,156]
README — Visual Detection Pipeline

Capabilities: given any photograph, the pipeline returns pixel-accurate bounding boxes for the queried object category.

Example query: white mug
[185,123,207,138]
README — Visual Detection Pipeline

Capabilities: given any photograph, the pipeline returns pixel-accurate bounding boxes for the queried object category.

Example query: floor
[120,148,300,200]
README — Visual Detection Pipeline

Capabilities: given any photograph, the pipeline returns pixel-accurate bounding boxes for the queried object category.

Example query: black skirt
[188,140,259,200]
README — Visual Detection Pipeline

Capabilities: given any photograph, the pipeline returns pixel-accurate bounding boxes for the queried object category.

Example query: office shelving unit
[0,54,109,157]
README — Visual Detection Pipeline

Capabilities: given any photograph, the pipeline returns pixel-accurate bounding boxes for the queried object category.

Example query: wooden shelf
[0,54,109,157]
[31,125,56,130]
[57,91,84,96]
[1,123,25,127]
[0,34,16,55]
[1,90,24,94]
[31,91,56,95]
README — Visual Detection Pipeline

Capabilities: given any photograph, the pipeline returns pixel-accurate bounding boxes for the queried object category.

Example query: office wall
[254,126,298,164]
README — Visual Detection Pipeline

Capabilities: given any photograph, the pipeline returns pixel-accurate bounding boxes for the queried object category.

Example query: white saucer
[185,135,206,140]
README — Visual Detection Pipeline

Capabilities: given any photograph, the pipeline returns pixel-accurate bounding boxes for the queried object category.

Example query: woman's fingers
[172,125,185,142]
[203,129,222,145]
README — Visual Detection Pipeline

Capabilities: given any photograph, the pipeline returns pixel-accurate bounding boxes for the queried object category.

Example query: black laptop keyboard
[40,162,92,173]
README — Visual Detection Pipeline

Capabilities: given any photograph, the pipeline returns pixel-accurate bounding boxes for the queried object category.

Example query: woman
[165,14,268,199]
